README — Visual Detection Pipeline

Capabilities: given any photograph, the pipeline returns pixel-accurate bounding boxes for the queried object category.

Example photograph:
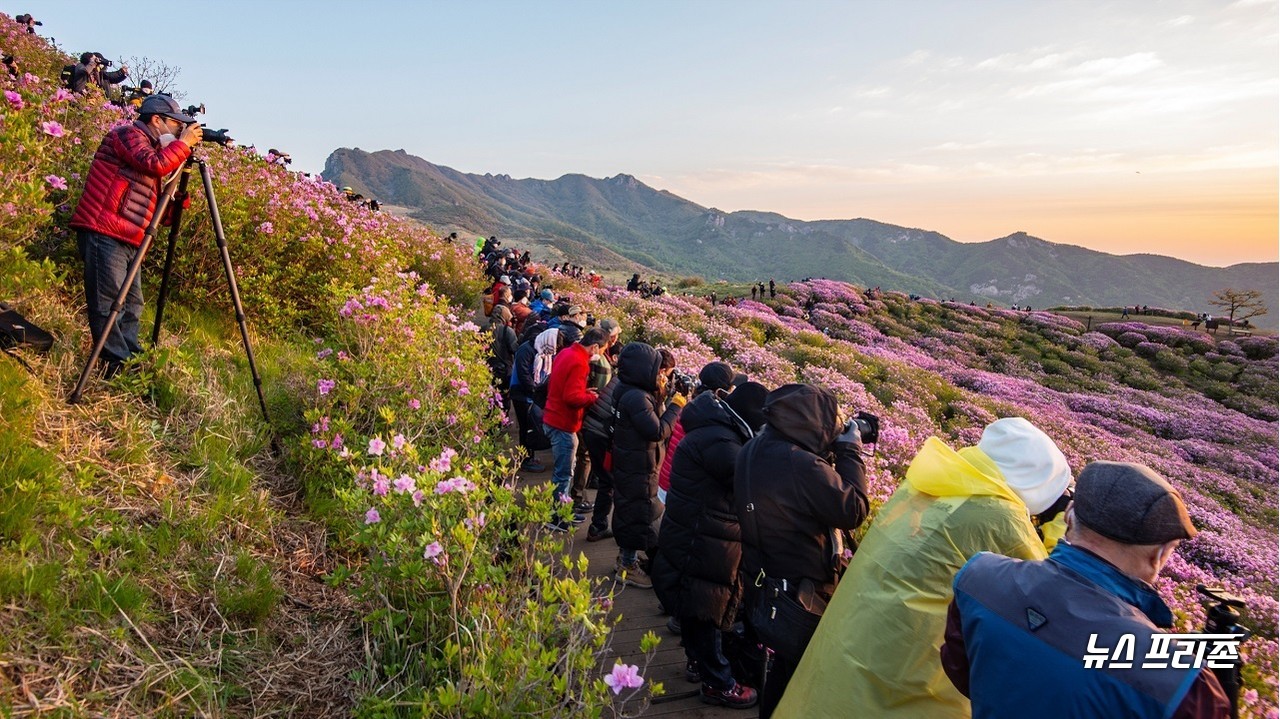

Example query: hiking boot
[684,660,701,683]
[571,513,587,525]
[613,561,653,589]
[586,527,613,542]
[700,682,758,709]
[521,459,547,473]
[572,500,595,514]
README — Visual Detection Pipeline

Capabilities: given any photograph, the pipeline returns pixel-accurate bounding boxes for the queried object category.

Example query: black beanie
[698,361,735,392]
[726,381,769,431]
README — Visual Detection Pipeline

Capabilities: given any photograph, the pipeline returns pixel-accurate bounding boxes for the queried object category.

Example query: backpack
[60,64,75,89]
[0,303,53,353]
[481,291,496,317]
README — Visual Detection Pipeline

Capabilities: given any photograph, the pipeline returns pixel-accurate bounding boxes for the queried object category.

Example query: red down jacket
[69,121,191,247]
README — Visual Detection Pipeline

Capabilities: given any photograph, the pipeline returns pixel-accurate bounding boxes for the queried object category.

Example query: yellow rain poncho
[776,437,1049,719]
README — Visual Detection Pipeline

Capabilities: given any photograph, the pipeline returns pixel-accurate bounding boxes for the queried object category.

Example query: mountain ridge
[324,148,1278,327]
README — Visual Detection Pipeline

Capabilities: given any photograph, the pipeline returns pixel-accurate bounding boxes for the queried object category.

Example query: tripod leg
[198,161,272,425]
[69,169,184,404]
[151,165,195,347]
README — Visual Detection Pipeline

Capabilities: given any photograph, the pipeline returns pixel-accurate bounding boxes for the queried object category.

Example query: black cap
[139,94,195,123]
[726,381,768,430]
[698,361,735,392]
[1073,461,1197,545]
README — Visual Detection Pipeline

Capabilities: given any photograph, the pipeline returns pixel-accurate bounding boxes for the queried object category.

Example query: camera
[93,53,113,68]
[586,313,596,327]
[201,128,234,146]
[841,411,880,444]
[183,103,206,117]
[670,369,696,396]
[1197,585,1250,716]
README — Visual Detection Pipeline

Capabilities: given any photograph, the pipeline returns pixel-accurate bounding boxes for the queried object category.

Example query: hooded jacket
[734,384,868,592]
[611,342,681,553]
[70,120,192,247]
[542,343,597,433]
[651,392,753,628]
[776,436,1047,719]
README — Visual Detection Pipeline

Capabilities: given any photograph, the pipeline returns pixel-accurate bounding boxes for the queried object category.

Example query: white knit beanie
[977,417,1072,514]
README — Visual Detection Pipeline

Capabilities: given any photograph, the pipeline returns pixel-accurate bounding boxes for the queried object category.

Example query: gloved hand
[669,392,688,408]
[834,420,863,448]
[1040,514,1067,552]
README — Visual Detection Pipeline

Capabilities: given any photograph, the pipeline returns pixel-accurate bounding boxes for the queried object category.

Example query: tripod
[68,156,271,427]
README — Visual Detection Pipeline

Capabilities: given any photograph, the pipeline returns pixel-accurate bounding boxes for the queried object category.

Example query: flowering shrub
[295,273,644,714]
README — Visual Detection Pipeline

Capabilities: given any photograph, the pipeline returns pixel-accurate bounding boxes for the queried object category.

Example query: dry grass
[0,297,368,717]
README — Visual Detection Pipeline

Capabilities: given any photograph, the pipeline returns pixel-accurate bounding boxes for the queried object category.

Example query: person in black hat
[942,461,1229,718]
[69,94,201,376]
[651,381,769,709]
[69,51,128,94]
[15,13,41,33]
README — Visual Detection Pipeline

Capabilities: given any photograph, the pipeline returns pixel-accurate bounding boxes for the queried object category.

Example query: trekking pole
[69,169,184,404]
[196,158,272,427]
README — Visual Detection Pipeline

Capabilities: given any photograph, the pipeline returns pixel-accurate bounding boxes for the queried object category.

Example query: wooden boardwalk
[562,482,757,719]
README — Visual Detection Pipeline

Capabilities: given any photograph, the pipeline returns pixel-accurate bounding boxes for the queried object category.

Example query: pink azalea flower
[604,663,644,694]
[4,90,24,109]
[423,541,444,563]
[411,490,425,507]
[392,434,407,451]
[392,475,415,494]
[372,476,390,496]
[317,378,336,395]
[40,121,64,137]
[53,88,73,102]
[408,398,421,410]
[44,174,67,190]
[258,221,274,235]
[368,437,386,456]
[364,507,380,524]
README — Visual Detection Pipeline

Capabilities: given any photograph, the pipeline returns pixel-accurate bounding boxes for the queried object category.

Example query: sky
[25,0,1279,267]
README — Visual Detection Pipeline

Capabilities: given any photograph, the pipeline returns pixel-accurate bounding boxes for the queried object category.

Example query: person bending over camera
[777,417,1072,718]
[942,461,1229,719]
[734,383,869,717]
[69,94,201,378]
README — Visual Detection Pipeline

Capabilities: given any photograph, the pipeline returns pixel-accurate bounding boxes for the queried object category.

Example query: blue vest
[953,543,1203,719]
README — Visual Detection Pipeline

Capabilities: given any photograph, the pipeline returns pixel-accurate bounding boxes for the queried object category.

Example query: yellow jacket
[776,437,1048,719]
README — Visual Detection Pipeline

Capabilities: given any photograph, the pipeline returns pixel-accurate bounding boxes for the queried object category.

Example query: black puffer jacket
[610,342,681,553]
[734,384,868,593]
[651,392,753,628]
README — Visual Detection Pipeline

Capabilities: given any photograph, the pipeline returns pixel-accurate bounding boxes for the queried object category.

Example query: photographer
[778,417,1072,718]
[734,383,869,717]
[610,342,687,588]
[69,52,128,94]
[651,381,769,709]
[941,462,1229,718]
[69,94,200,377]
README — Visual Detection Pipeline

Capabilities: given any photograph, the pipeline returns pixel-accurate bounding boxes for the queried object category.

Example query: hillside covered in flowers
[1,14,1276,717]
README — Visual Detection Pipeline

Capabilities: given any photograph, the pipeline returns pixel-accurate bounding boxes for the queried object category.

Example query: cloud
[1068,52,1164,77]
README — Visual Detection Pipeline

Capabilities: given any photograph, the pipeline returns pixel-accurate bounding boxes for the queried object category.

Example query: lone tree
[119,56,185,100]
[1207,288,1268,335]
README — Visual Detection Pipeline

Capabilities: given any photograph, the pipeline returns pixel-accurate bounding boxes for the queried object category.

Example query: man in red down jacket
[70,94,201,376]
[541,327,609,530]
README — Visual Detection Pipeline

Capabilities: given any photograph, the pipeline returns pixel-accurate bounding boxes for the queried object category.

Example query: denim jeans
[544,424,577,505]
[682,617,735,691]
[78,230,143,365]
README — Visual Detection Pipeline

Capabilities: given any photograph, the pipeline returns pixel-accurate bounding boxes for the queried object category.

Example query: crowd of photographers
[482,243,1235,717]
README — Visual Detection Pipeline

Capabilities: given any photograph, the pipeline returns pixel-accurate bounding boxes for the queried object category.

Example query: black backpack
[0,303,53,353]
[60,64,75,89]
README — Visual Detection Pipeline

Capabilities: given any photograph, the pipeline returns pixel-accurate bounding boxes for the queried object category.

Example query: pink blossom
[392,433,407,451]
[429,447,456,473]
[40,121,64,138]
[317,378,336,395]
[4,90,23,109]
[423,541,444,563]
[21,72,39,86]
[411,490,425,507]
[368,437,386,456]
[330,433,344,449]
[604,663,644,694]
[392,475,416,494]
[44,175,67,190]
[258,221,274,235]
[52,88,73,102]
[372,475,390,496]
[364,507,381,524]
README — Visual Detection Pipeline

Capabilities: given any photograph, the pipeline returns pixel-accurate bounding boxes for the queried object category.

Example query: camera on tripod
[179,102,234,146]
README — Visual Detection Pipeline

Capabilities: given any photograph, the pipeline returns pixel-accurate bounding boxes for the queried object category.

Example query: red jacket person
[70,94,201,375]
